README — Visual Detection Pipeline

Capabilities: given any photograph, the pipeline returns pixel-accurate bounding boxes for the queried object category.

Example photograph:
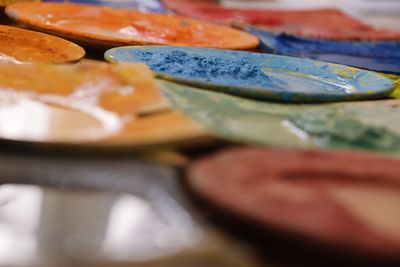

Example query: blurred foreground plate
[188,147,400,263]
[0,62,209,151]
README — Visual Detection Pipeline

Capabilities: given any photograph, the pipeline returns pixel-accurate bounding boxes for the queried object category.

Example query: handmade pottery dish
[0,61,208,149]
[159,80,400,154]
[248,28,400,74]
[5,2,258,49]
[386,74,400,99]
[0,0,37,7]
[42,0,165,12]
[106,46,394,103]
[162,0,400,41]
[0,25,85,63]
[188,147,400,262]
[0,0,36,15]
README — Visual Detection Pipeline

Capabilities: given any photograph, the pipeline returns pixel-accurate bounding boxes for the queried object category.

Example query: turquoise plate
[105,46,394,103]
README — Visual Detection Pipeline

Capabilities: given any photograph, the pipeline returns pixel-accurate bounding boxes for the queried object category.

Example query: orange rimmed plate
[0,61,209,150]
[0,25,85,63]
[5,2,259,50]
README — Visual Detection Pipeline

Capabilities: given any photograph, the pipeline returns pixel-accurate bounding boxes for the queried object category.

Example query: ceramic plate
[159,80,400,154]
[106,46,394,103]
[248,28,400,74]
[0,25,85,63]
[162,0,400,41]
[0,62,208,150]
[188,147,400,260]
[42,0,165,12]
[5,2,258,49]
[386,74,400,99]
[0,0,37,7]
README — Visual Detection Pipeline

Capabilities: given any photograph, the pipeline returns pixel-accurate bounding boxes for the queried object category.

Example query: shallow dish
[42,0,165,12]
[160,80,400,154]
[386,74,400,99]
[0,25,85,63]
[162,0,400,41]
[188,147,400,261]
[0,62,208,149]
[106,46,394,103]
[0,0,37,7]
[5,2,258,49]
[248,28,400,74]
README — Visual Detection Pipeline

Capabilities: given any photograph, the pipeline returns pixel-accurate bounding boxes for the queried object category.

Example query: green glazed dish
[159,80,400,154]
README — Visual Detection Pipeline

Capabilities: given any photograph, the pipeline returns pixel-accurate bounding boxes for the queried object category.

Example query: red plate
[163,0,400,41]
[188,147,400,260]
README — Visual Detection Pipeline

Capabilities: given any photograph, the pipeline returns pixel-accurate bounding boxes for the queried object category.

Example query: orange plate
[0,25,85,63]
[0,61,208,149]
[5,2,259,50]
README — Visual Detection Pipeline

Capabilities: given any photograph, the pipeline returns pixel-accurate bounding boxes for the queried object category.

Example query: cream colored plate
[0,61,209,150]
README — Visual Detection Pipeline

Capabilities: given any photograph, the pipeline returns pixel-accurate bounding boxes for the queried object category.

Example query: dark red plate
[188,147,400,260]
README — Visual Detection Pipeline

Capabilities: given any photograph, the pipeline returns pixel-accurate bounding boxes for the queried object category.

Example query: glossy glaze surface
[189,147,400,259]
[43,0,165,12]
[387,74,400,99]
[0,25,85,63]
[106,46,394,103]
[5,2,258,49]
[248,28,400,74]
[0,62,206,147]
[162,0,400,40]
[0,0,37,7]
[160,80,400,154]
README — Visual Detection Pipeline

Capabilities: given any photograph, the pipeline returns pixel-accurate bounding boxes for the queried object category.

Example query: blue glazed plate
[105,46,394,103]
[42,0,165,12]
[247,27,400,74]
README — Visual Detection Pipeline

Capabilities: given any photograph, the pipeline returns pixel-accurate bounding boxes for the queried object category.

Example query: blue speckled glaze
[247,27,400,74]
[130,50,273,88]
[105,46,394,102]
[43,0,165,12]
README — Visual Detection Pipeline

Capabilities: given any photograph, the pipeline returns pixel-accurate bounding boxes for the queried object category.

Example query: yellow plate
[385,74,400,99]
